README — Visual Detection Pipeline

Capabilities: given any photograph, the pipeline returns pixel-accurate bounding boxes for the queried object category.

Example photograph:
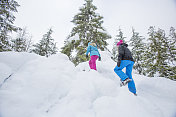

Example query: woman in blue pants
[114,40,137,96]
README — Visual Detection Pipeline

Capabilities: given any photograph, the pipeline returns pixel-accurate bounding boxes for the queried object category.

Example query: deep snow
[0,52,176,117]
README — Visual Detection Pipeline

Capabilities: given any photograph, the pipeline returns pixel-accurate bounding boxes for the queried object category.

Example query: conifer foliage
[112,28,126,62]
[145,27,169,77]
[168,27,176,63]
[11,28,32,52]
[0,0,20,52]
[61,0,111,65]
[141,26,176,80]
[167,27,176,79]
[32,28,58,57]
[129,28,146,75]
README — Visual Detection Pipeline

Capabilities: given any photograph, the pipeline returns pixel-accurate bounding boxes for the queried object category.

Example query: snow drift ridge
[0,52,176,117]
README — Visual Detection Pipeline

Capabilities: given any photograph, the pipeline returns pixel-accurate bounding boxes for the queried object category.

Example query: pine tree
[112,28,126,62]
[61,0,111,65]
[0,0,20,52]
[168,27,176,63]
[11,27,32,52]
[129,28,146,75]
[145,26,169,77]
[32,28,58,57]
[145,27,156,77]
[167,27,176,80]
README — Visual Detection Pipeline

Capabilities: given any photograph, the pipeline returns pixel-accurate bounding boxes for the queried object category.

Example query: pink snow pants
[89,55,99,70]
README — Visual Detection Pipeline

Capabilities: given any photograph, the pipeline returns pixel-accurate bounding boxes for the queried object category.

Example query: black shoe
[133,93,137,96]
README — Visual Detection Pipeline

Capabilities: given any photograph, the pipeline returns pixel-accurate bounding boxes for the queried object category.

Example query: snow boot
[120,78,132,87]
[133,93,137,96]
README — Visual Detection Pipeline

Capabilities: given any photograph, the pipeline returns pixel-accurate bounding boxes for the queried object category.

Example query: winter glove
[86,55,88,58]
[117,61,121,67]
[98,56,101,61]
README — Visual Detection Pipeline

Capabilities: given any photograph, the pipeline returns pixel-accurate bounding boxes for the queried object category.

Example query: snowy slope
[0,52,176,117]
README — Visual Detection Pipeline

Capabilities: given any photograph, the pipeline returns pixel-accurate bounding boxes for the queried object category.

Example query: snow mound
[0,52,176,117]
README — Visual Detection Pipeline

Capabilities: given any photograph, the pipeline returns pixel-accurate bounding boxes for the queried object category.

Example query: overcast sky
[14,0,176,50]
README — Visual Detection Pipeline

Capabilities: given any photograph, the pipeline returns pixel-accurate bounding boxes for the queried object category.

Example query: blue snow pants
[114,60,136,94]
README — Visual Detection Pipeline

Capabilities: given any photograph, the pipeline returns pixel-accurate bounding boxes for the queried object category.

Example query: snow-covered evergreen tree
[112,28,126,62]
[168,27,176,63]
[167,27,176,80]
[0,0,20,52]
[32,28,58,57]
[129,28,146,75]
[145,27,157,77]
[61,0,111,65]
[145,27,169,77]
[0,30,11,51]
[11,28,32,52]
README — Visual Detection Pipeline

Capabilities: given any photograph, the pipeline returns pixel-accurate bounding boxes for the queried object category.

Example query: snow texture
[0,51,176,117]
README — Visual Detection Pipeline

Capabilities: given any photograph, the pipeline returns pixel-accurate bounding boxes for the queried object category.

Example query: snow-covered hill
[0,52,176,117]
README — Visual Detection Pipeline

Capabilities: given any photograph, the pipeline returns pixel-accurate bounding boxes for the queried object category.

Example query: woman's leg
[89,59,92,69]
[91,55,98,70]
[114,60,129,81]
[126,61,136,94]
